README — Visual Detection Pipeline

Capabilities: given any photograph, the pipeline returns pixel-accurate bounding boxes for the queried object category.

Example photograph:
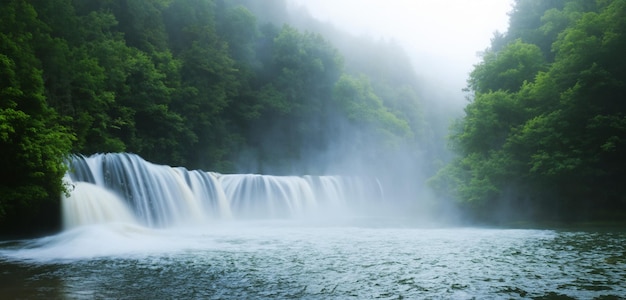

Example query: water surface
[1,221,624,299]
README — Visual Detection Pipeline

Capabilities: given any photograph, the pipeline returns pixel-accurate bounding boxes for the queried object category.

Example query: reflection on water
[1,221,625,299]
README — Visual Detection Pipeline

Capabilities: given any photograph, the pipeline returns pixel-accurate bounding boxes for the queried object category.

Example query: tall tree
[433,0,626,222]
[0,0,73,235]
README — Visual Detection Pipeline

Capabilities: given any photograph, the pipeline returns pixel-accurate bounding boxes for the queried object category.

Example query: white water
[1,223,625,299]
[62,182,137,228]
[64,153,384,229]
[1,153,625,298]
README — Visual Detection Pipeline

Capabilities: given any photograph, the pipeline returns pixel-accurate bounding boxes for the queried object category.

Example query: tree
[0,0,73,236]
[435,0,626,222]
[468,39,546,93]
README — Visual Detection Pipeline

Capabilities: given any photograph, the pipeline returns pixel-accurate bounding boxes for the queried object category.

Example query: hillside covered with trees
[0,0,431,236]
[431,0,626,223]
[2,0,625,235]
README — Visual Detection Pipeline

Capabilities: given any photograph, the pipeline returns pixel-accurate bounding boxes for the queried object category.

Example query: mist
[285,0,513,163]
[0,0,522,235]
[238,0,511,222]
[288,0,513,102]
[3,2,624,297]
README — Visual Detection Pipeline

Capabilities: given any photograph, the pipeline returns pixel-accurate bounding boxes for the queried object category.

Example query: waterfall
[63,153,384,229]
[62,182,137,229]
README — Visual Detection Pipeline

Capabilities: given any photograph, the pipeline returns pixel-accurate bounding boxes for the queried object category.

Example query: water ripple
[1,224,625,299]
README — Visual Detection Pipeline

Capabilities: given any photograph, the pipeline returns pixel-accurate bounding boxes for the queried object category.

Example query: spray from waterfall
[63,153,385,229]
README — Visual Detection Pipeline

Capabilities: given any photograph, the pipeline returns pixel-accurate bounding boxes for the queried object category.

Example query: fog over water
[275,1,517,217]
[290,0,513,106]
[2,2,626,299]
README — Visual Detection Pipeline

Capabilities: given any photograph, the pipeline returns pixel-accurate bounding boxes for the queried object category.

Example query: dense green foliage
[0,1,74,235]
[1,0,430,235]
[7,0,621,233]
[431,0,626,222]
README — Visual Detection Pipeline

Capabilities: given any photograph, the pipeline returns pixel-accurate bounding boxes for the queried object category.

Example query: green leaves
[436,0,626,222]
[0,0,438,233]
[468,40,546,93]
[334,74,411,139]
[0,1,74,234]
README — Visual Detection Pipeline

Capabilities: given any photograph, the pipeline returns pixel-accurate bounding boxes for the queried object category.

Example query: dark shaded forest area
[0,0,429,235]
[1,0,625,235]
[430,0,626,223]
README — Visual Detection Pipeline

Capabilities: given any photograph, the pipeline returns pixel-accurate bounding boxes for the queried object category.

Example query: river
[1,220,625,299]
[1,153,624,298]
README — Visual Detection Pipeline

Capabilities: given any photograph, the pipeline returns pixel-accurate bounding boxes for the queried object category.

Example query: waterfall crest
[64,153,384,229]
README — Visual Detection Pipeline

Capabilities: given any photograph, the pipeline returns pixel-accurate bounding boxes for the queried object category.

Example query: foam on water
[1,223,165,261]
[3,153,624,298]
[1,221,625,299]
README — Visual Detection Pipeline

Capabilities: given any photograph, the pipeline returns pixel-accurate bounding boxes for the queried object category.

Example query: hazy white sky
[289,0,514,96]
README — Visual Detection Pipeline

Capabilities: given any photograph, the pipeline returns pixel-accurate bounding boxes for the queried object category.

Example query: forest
[1,0,625,235]
[430,0,626,223]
